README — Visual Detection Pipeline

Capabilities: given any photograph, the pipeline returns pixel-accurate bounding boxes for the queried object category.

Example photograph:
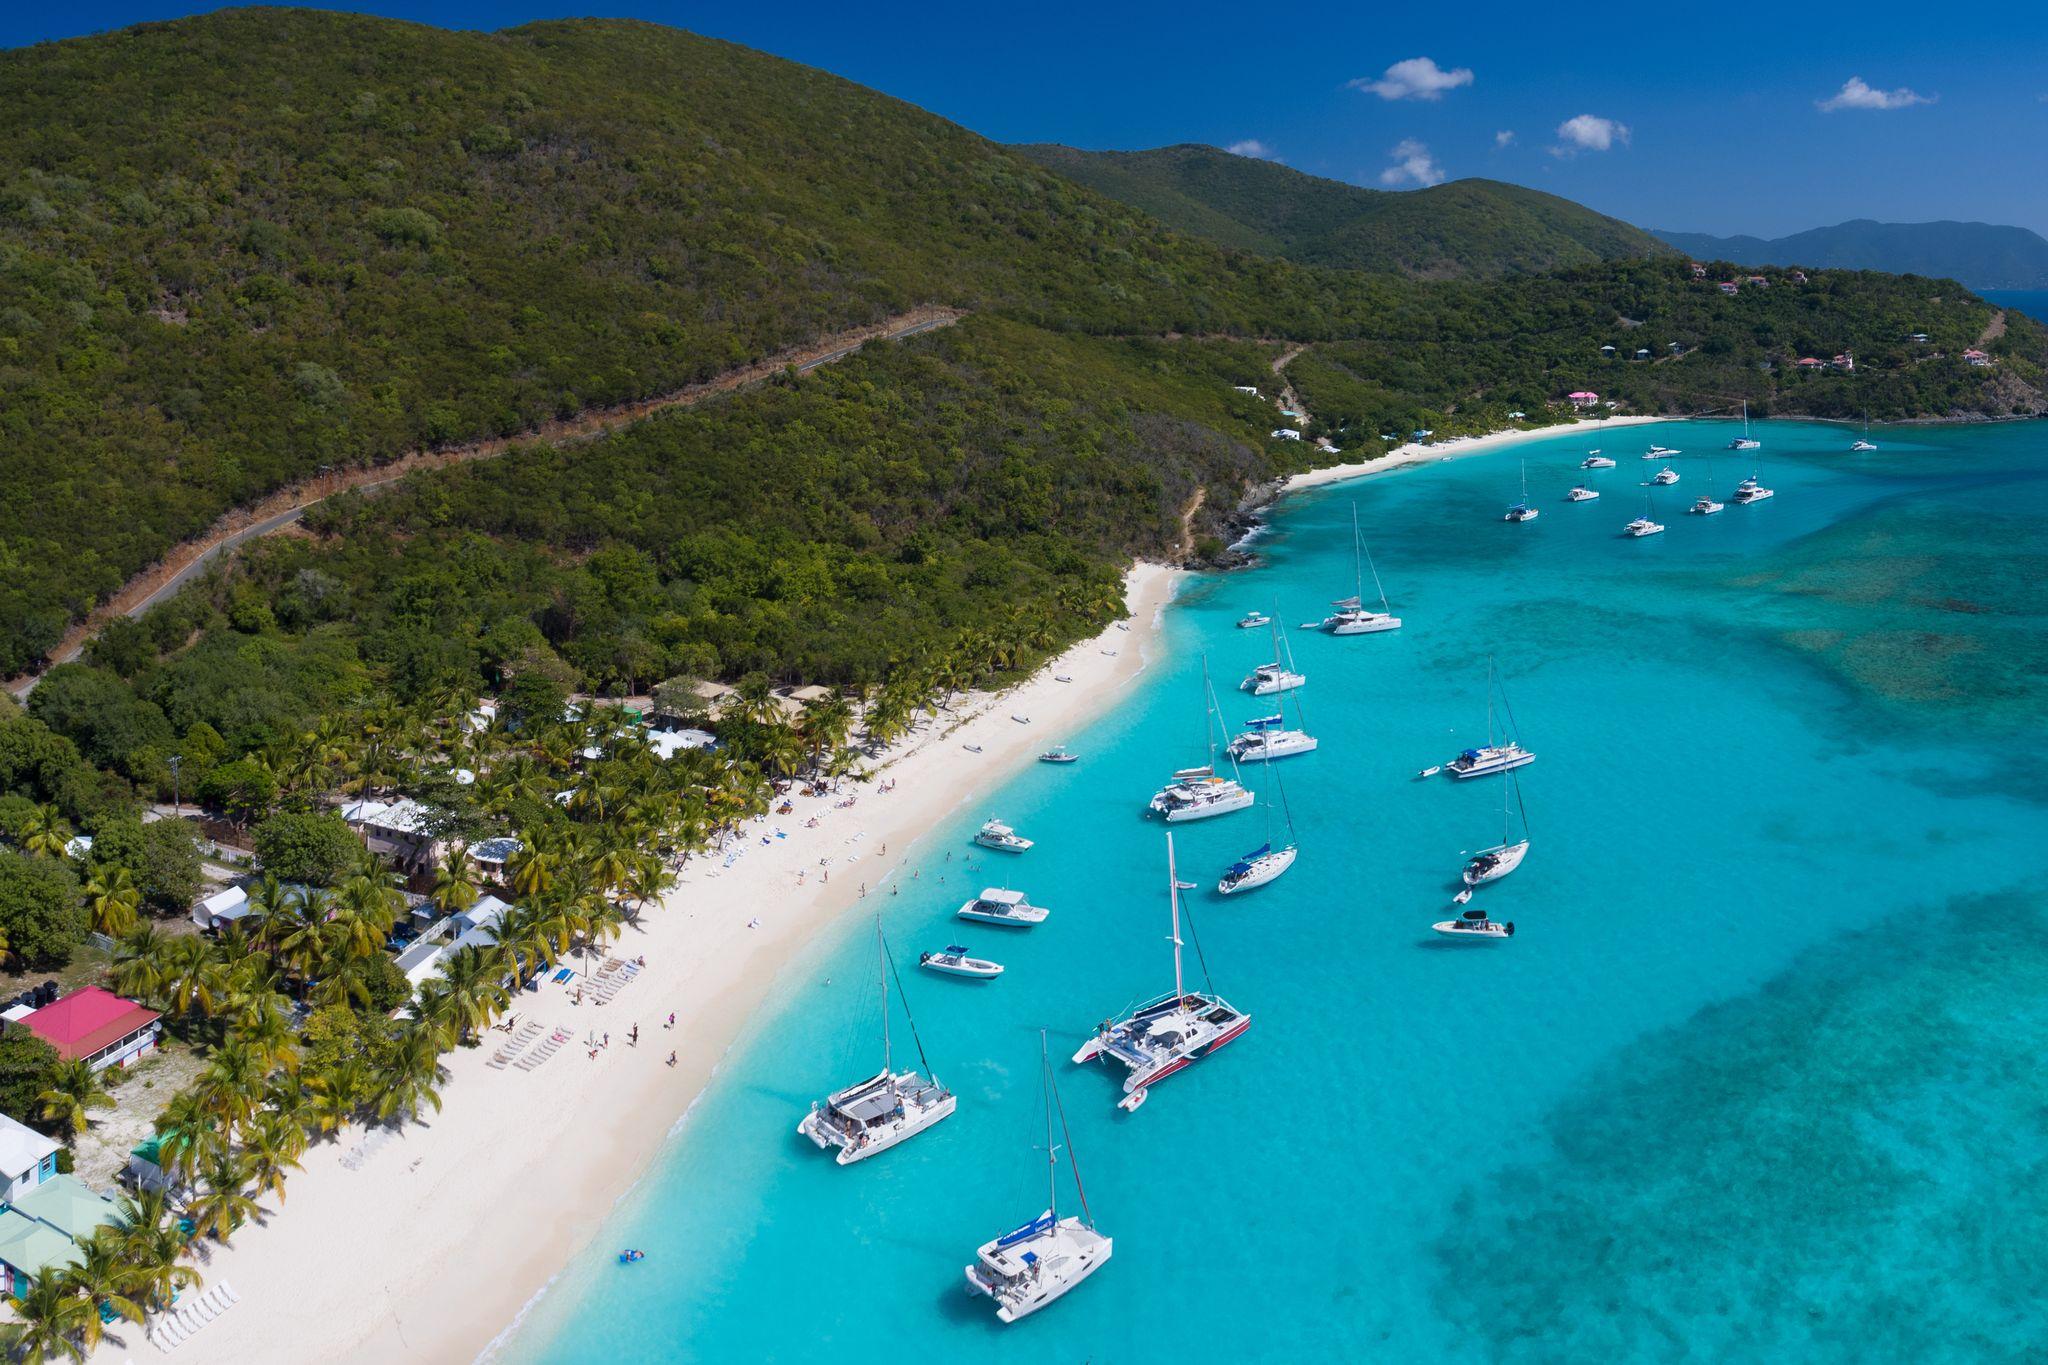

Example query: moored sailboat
[1074,834,1250,1112]
[1149,658,1254,822]
[1504,460,1539,522]
[1308,503,1402,634]
[1444,659,1535,779]
[1462,767,1531,887]
[964,1031,1113,1323]
[798,922,955,1164]
[1218,765,1297,895]
[1729,399,1761,451]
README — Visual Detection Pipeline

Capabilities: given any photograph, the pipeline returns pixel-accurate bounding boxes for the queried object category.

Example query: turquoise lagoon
[510,417,2048,1362]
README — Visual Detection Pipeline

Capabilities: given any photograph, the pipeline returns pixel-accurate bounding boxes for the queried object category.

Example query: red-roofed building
[1795,357,1825,369]
[13,988,161,1072]
[1718,281,1739,296]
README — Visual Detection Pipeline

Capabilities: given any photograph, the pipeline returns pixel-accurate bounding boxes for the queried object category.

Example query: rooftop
[11,1173,121,1242]
[16,987,160,1062]
[0,1114,59,1179]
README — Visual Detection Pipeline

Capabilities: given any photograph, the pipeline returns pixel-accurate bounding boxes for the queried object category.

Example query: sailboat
[1149,658,1255,822]
[1651,466,1680,486]
[1217,765,1297,895]
[964,1031,1114,1322]
[1728,399,1762,451]
[1226,667,1317,763]
[1444,658,1535,779]
[1623,491,1665,537]
[1850,415,1877,452]
[1690,452,1724,515]
[1504,460,1539,522]
[1307,503,1402,634]
[1240,618,1306,695]
[1074,833,1250,1112]
[797,921,956,1164]
[1461,767,1530,888]
[1731,447,1775,504]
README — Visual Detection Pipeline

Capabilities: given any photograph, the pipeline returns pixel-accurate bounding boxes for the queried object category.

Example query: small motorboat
[974,819,1033,852]
[956,888,1049,927]
[1236,611,1271,629]
[1451,888,1472,905]
[1651,467,1680,485]
[921,946,1004,979]
[1055,675,1074,683]
[1416,765,1442,779]
[1580,454,1616,469]
[1567,485,1600,502]
[1038,746,1079,764]
[1646,445,1681,458]
[1432,908,1515,940]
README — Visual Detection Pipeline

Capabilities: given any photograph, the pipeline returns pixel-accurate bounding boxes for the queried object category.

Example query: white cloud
[1494,129,1516,149]
[1350,57,1473,102]
[1550,114,1631,156]
[1816,76,1933,112]
[1225,139,1278,160]
[1379,139,1446,187]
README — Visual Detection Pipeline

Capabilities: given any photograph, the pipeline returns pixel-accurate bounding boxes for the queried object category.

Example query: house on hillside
[1830,353,1855,372]
[9,987,160,1073]
[1790,270,1808,284]
[1795,357,1826,371]
[1599,344,1616,357]
[1270,428,1302,441]
[1567,391,1600,409]
[1689,262,1707,278]
[1233,385,1261,397]
[1907,332,1930,343]
[1963,348,1992,366]
[1746,275,1770,288]
[1718,281,1740,296]
[1634,347,1651,360]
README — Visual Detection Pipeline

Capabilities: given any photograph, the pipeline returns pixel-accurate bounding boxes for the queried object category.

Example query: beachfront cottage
[11,987,161,1073]
[0,1116,59,1205]
[1567,391,1600,409]
[341,797,446,873]
[0,1172,122,1297]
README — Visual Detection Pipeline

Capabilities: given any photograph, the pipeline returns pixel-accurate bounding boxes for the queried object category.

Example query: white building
[0,1116,59,1205]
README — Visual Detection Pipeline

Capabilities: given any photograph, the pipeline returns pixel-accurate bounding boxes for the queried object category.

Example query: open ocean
[505,417,2048,1363]
[1981,289,2048,324]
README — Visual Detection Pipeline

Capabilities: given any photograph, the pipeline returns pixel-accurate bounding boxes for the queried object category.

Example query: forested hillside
[1,9,2043,682]
[1016,143,1673,277]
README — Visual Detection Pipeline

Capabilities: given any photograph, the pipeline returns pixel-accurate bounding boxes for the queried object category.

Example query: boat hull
[798,1079,956,1165]
[1158,792,1255,822]
[1463,839,1530,886]
[965,1223,1114,1324]
[1326,615,1401,635]
[1218,847,1296,895]
[1227,733,1318,763]
[1447,752,1535,779]
[921,956,1003,979]
[1432,920,1515,939]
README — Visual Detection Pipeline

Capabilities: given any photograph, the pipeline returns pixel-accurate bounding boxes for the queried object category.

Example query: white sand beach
[1281,415,1671,494]
[127,562,1183,1365]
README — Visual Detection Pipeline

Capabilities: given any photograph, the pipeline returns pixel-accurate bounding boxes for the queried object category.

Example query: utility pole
[168,753,183,818]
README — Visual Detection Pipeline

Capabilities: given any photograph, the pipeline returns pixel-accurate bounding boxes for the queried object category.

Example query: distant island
[1654,219,2048,290]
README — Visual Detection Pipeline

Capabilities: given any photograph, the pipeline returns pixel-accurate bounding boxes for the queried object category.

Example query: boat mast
[1040,1029,1059,1221]
[1350,502,1364,606]
[1167,833,1185,1003]
[878,917,891,1074]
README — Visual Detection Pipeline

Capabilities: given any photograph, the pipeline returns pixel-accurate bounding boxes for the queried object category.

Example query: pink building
[13,988,161,1073]
[1567,391,1600,408]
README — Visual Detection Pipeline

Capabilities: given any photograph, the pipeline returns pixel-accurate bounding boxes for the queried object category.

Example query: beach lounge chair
[222,1281,240,1303]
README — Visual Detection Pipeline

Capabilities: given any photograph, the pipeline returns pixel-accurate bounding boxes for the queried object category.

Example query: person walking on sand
[667,1051,677,1067]
[629,1025,639,1046]
[603,1031,610,1049]
[667,1012,676,1029]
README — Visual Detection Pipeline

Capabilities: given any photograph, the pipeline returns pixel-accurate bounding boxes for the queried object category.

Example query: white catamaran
[1074,834,1251,1112]
[1504,460,1539,522]
[1307,503,1401,634]
[1217,764,1297,896]
[797,922,955,1164]
[963,1031,1113,1323]
[1149,658,1255,822]
[1226,671,1317,764]
[1240,618,1306,695]
[1444,659,1535,779]
[1462,765,1531,887]
[1728,399,1762,451]
[1850,415,1877,452]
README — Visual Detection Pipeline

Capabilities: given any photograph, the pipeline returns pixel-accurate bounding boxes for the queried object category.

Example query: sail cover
[1246,714,1283,731]
[997,1212,1057,1248]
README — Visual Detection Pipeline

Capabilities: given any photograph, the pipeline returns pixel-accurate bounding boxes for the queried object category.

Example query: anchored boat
[798,922,954,1164]
[1307,503,1402,634]
[974,819,1034,853]
[1463,767,1531,888]
[921,945,1004,979]
[1074,834,1250,1112]
[957,888,1048,927]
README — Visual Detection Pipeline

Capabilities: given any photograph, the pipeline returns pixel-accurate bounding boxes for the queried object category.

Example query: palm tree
[757,724,806,780]
[158,935,227,1019]
[507,832,563,899]
[1,1273,91,1363]
[239,1111,303,1206]
[428,946,510,1045]
[37,1058,113,1136]
[66,1232,141,1346]
[18,803,73,859]
[193,1039,264,1130]
[109,924,171,1006]
[621,854,673,922]
[81,865,142,938]
[430,846,480,919]
[115,1215,200,1316]
[152,1090,217,1186]
[187,1150,259,1243]
[328,871,400,959]
[232,1000,301,1076]
[304,1058,367,1137]
[372,1026,447,1124]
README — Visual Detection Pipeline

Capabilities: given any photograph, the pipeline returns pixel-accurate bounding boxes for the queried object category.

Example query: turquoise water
[510,418,2048,1362]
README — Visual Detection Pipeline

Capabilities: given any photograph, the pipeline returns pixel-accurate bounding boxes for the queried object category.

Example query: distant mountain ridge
[1016,142,1674,279]
[1654,220,2048,289]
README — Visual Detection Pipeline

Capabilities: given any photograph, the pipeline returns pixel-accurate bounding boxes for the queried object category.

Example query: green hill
[1015,143,1674,277]
[0,10,2040,686]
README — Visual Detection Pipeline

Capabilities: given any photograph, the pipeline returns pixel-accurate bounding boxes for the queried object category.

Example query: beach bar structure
[9,987,161,1073]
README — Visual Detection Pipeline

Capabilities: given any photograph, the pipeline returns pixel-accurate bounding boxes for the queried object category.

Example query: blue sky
[8,1,2046,237]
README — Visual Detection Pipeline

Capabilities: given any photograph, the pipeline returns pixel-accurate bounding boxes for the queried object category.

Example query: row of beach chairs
[487,1019,546,1068]
[150,1280,239,1353]
[515,1026,572,1071]
[584,959,641,1005]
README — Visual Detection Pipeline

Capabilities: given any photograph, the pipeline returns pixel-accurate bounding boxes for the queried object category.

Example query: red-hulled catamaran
[1072,833,1250,1112]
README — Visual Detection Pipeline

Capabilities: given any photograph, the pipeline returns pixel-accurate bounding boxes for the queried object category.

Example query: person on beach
[667,1012,675,1029]
[602,1031,610,1048]
[666,1051,677,1067]
[629,1025,639,1046]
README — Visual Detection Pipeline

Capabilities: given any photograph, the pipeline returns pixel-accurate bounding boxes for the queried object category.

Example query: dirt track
[9,307,963,695]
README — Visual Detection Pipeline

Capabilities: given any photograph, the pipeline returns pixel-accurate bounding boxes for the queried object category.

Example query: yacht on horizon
[964,1031,1113,1323]
[1074,833,1250,1112]
[798,921,955,1164]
